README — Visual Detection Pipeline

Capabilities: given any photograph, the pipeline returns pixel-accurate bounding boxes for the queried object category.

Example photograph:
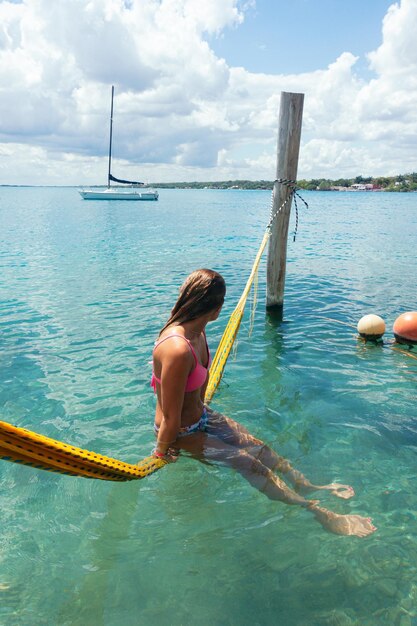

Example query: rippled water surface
[1,187,416,625]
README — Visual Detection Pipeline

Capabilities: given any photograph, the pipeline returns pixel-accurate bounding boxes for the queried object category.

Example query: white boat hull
[79,188,159,201]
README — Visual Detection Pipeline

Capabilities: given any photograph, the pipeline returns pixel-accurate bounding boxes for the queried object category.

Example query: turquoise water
[0,187,416,626]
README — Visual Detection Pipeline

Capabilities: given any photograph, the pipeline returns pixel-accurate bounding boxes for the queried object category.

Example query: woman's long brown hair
[159,269,226,335]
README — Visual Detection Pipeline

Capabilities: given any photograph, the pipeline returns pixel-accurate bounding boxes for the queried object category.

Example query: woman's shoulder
[154,332,193,359]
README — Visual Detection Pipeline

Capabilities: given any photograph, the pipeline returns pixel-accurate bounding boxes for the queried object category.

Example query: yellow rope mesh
[0,230,270,481]
[0,420,167,481]
[205,230,270,404]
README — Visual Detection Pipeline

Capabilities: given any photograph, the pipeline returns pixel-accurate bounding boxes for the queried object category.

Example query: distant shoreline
[152,174,417,192]
[2,173,417,193]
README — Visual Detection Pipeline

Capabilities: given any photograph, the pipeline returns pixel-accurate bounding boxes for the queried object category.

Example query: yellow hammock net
[204,230,270,403]
[0,182,295,482]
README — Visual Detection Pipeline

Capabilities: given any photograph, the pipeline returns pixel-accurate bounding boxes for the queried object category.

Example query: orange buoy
[357,314,386,340]
[393,312,417,345]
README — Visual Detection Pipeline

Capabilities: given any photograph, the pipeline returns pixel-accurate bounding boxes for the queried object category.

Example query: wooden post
[266,92,304,312]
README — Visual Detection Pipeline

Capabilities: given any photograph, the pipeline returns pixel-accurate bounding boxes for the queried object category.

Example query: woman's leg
[176,431,316,506]
[206,407,354,499]
[175,431,376,537]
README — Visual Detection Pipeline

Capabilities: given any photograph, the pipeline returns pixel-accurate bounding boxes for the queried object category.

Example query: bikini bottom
[153,408,208,438]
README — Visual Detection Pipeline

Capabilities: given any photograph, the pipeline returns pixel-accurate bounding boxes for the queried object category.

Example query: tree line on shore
[153,173,417,192]
[298,173,417,192]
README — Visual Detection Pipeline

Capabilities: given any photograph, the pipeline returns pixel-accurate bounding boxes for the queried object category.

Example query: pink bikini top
[150,333,211,393]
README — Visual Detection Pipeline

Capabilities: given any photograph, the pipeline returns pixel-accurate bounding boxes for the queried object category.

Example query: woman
[151,269,376,537]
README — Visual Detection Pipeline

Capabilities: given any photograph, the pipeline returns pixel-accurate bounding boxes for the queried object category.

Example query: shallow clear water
[0,187,416,626]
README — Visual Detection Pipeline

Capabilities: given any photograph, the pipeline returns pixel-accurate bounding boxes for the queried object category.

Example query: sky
[0,0,416,185]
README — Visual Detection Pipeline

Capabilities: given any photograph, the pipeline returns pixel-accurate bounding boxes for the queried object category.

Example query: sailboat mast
[107,85,114,188]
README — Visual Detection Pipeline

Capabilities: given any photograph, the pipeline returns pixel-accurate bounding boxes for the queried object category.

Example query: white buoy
[357,314,386,340]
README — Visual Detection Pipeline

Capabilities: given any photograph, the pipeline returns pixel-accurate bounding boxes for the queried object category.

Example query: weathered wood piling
[266,91,304,312]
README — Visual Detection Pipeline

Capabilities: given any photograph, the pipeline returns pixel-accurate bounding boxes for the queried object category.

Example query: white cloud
[368,0,417,76]
[0,0,416,184]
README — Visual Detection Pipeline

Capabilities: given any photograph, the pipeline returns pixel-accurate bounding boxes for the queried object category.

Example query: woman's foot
[309,504,377,537]
[319,483,355,499]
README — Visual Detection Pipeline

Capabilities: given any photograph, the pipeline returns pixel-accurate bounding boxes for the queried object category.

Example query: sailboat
[79,86,159,201]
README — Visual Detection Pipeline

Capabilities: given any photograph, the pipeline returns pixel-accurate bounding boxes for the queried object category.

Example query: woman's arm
[154,343,192,455]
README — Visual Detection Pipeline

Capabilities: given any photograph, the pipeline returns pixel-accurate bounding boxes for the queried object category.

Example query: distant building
[350,183,375,191]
